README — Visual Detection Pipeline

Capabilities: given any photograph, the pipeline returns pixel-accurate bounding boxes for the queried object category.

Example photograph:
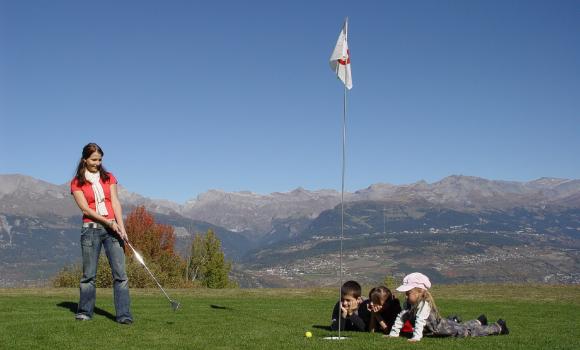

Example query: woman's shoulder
[70,176,84,193]
[105,172,118,184]
[70,175,82,187]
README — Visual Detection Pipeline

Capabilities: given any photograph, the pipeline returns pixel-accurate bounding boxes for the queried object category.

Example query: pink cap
[396,272,432,292]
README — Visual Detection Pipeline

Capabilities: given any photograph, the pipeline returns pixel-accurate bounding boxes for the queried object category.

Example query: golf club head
[170,300,180,311]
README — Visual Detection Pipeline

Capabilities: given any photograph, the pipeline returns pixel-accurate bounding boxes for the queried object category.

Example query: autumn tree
[124,206,185,287]
[125,206,175,259]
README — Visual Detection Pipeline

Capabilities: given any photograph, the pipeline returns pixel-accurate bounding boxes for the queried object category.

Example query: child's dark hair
[369,286,393,304]
[341,280,362,298]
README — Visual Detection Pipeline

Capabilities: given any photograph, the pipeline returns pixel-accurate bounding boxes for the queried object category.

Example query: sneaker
[477,314,488,326]
[75,314,91,321]
[447,314,461,323]
[497,319,509,335]
[118,318,133,325]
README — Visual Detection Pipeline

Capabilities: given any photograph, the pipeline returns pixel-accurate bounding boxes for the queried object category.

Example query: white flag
[329,18,352,90]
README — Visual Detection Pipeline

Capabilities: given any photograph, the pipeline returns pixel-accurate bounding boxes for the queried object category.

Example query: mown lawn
[0,285,578,349]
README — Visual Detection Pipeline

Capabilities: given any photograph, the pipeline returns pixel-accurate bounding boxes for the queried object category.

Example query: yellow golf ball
[305,331,312,338]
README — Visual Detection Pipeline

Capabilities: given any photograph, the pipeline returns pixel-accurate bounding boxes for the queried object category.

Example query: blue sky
[1,0,579,202]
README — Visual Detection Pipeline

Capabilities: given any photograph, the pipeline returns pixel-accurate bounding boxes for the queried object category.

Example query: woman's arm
[109,184,128,241]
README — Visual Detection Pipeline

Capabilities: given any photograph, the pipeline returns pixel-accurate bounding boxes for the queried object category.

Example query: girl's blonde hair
[409,288,440,320]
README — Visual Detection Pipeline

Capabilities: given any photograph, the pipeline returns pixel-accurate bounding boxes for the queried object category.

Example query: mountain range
[1,174,579,287]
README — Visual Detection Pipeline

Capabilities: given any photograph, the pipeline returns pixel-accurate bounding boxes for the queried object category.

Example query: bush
[384,274,397,290]
[52,252,191,288]
[52,264,82,288]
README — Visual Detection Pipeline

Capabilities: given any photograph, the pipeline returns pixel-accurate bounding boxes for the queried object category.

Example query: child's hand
[340,305,348,318]
[369,303,382,313]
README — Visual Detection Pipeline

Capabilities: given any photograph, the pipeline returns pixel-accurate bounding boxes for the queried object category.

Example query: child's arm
[330,301,366,332]
[387,309,407,337]
[369,313,377,333]
[347,312,367,332]
[330,302,343,331]
[358,300,373,332]
[380,299,402,334]
[374,313,389,333]
[409,301,431,342]
[338,298,366,332]
[386,299,402,327]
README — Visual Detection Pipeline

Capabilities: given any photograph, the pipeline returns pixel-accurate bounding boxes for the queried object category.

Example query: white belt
[82,221,115,229]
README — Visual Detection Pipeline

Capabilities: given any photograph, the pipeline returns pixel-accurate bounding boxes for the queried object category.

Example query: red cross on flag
[329,18,352,90]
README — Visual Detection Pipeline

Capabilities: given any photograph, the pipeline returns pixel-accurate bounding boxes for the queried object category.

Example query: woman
[70,143,133,324]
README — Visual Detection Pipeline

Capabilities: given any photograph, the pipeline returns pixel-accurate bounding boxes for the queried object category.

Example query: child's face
[369,295,387,313]
[405,288,421,304]
[341,294,360,311]
[371,296,387,309]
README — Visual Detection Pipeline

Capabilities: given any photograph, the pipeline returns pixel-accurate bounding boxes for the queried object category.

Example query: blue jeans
[76,226,132,322]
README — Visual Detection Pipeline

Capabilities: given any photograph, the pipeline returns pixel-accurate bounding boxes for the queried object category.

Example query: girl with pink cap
[386,272,509,342]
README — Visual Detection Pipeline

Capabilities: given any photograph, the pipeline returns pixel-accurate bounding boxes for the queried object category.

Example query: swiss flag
[329,18,352,90]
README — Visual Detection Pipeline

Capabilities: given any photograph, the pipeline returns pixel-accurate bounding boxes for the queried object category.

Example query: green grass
[0,285,578,349]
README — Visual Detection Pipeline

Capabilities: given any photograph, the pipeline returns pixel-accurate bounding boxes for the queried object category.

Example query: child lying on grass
[386,272,509,342]
[359,286,401,334]
[330,280,366,332]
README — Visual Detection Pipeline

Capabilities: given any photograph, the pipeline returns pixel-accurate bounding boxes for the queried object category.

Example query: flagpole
[338,82,347,339]
[329,16,350,340]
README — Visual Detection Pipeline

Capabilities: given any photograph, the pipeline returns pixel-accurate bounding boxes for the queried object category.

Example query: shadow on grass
[210,304,234,310]
[312,325,332,331]
[57,301,116,322]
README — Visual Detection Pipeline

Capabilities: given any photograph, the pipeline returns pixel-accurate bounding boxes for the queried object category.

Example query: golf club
[125,240,181,311]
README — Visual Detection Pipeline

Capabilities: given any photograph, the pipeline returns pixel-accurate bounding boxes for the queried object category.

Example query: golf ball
[305,331,312,338]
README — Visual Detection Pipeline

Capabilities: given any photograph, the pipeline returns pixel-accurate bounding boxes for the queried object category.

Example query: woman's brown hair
[75,143,110,186]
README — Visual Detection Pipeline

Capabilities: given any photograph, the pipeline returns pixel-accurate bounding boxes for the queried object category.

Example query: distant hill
[1,173,579,287]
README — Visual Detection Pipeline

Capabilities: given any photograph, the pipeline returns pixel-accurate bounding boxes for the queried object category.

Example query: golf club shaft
[126,241,172,302]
